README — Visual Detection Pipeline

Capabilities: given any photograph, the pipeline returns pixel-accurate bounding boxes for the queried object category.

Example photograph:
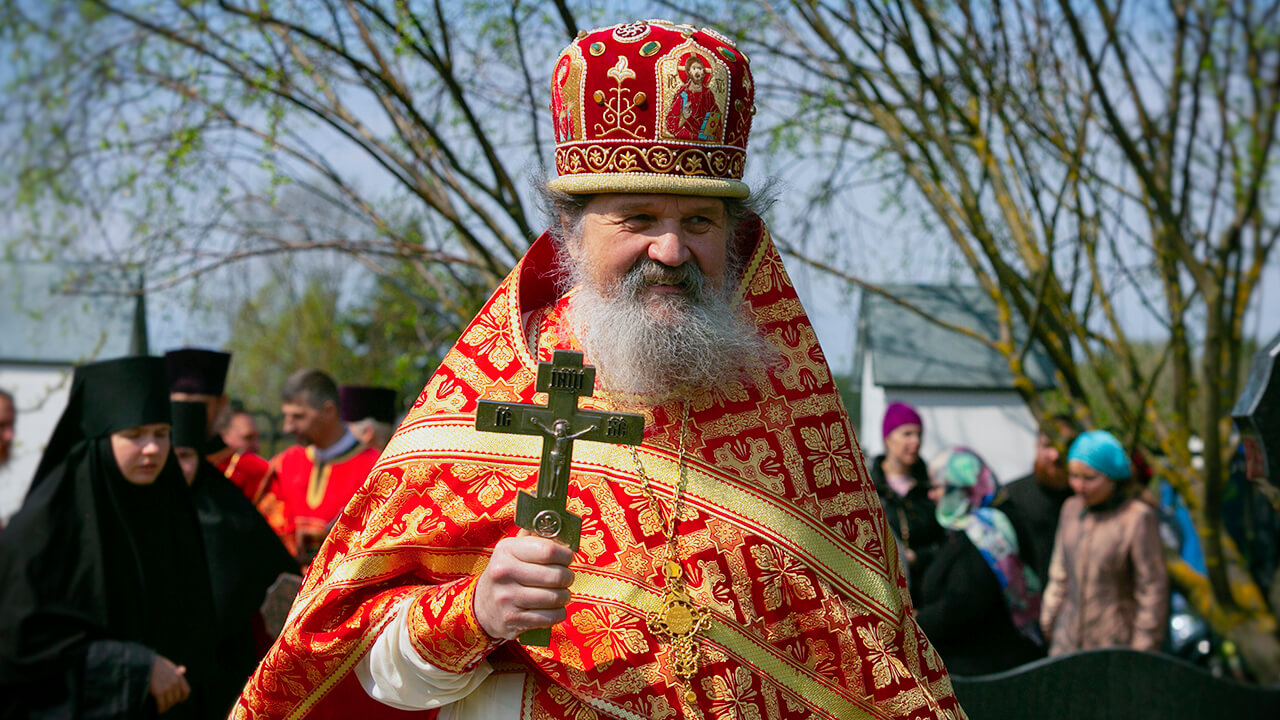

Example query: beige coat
[1041,495,1169,655]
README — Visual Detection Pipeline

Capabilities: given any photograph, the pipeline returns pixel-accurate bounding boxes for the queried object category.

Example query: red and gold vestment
[259,443,380,559]
[234,225,965,719]
[216,450,274,504]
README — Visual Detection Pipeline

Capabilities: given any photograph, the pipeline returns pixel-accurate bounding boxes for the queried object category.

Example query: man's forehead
[593,193,725,215]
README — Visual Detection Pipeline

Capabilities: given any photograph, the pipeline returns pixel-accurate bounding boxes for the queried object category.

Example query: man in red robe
[220,404,263,456]
[258,369,380,564]
[165,347,275,503]
[235,20,964,720]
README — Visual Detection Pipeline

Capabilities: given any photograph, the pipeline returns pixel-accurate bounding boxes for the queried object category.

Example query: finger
[511,586,573,611]
[487,560,574,592]
[175,665,186,675]
[510,562,575,589]
[178,675,191,699]
[507,536,575,566]
[507,606,569,636]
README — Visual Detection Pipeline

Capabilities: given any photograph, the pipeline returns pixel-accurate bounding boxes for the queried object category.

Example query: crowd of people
[0,349,403,717]
[0,16,1274,720]
[868,401,1273,678]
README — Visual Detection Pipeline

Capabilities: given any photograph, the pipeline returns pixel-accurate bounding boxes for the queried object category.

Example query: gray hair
[281,368,340,410]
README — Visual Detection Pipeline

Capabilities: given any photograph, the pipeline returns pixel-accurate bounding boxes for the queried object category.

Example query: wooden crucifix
[474,349,645,646]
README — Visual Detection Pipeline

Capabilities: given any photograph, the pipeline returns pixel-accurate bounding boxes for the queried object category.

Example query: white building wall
[857,353,887,460]
[0,365,73,523]
[859,384,1039,485]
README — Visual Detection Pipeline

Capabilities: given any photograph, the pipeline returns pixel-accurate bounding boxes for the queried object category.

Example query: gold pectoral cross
[474,350,645,646]
[647,560,711,702]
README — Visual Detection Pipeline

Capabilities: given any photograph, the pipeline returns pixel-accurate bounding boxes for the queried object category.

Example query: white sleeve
[355,596,494,710]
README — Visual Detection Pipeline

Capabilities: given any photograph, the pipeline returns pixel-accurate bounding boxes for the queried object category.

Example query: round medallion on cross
[532,509,562,538]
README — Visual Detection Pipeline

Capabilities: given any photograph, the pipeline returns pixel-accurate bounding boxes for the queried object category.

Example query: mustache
[620,259,705,300]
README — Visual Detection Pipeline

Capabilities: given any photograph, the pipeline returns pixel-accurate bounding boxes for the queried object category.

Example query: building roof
[853,284,1057,391]
[0,262,145,365]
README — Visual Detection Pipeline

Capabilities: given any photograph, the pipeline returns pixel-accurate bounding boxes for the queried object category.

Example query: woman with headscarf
[171,400,299,714]
[0,356,219,719]
[1041,429,1168,656]
[915,448,1044,675]
[870,402,944,596]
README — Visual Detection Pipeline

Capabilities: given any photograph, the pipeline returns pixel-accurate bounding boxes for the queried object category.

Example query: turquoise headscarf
[1067,430,1131,480]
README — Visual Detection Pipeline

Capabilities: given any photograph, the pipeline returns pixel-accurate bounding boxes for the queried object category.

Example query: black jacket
[915,531,1045,675]
[994,473,1073,588]
[869,454,945,596]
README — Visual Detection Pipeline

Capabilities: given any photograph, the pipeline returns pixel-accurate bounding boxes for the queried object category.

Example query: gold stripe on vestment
[287,548,888,720]
[568,566,888,720]
[377,416,904,623]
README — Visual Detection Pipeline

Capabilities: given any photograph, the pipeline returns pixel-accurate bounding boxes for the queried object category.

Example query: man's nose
[647,224,692,267]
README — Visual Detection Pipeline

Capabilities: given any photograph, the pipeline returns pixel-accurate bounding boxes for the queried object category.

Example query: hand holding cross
[474,350,644,645]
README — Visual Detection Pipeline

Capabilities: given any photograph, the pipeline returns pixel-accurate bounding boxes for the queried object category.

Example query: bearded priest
[234,20,965,720]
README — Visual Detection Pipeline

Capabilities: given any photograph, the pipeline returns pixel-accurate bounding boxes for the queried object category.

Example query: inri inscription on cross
[474,349,645,646]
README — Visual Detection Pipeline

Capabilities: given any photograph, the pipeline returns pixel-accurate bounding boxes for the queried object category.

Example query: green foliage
[223,252,484,432]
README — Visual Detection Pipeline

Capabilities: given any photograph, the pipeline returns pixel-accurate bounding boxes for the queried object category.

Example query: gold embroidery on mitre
[593,56,647,139]
[612,21,651,43]
[551,47,586,143]
[555,144,744,178]
[657,39,730,144]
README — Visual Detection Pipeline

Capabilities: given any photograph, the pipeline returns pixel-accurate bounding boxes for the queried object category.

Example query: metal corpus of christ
[474,349,645,646]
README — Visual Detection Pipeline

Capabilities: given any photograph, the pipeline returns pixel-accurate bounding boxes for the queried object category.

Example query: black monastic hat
[170,400,208,450]
[75,356,172,438]
[31,355,172,491]
[338,385,397,424]
[164,348,231,395]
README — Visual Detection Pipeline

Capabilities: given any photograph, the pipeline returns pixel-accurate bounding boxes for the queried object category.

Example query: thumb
[175,666,187,675]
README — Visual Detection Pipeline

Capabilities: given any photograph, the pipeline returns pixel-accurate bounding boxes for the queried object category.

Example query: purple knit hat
[883,402,923,440]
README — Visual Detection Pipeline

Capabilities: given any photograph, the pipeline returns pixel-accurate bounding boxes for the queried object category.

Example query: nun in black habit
[0,356,218,719]
[170,401,298,713]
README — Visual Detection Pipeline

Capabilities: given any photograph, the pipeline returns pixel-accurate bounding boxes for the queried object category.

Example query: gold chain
[628,401,710,706]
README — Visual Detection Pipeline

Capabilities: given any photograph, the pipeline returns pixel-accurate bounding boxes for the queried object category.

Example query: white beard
[565,256,772,398]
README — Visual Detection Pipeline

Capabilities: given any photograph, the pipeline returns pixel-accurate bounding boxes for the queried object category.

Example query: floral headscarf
[928,447,1043,644]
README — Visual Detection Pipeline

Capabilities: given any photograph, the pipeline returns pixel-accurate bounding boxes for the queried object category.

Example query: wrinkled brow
[607,200,726,217]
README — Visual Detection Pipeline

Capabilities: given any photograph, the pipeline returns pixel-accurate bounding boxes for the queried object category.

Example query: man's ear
[560,213,583,260]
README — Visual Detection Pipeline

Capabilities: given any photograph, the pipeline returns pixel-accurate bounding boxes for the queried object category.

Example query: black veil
[0,357,217,718]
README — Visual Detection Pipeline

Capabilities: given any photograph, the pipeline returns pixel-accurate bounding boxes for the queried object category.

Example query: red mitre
[548,20,755,198]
